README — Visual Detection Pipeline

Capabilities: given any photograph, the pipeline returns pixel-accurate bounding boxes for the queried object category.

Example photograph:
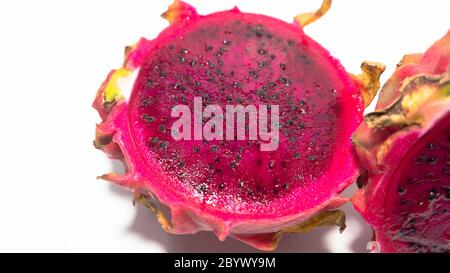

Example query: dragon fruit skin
[93,0,383,250]
[353,31,450,253]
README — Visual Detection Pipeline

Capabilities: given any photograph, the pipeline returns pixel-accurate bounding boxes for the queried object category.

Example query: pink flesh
[381,114,450,252]
[127,11,362,218]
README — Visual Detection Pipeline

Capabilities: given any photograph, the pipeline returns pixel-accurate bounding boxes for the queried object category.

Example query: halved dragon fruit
[353,31,450,253]
[93,0,383,250]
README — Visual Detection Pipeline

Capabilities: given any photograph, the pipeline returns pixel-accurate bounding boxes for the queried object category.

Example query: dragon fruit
[353,31,450,253]
[93,0,383,250]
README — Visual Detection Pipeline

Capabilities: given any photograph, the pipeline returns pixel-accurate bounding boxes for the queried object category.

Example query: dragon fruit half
[353,31,450,253]
[93,0,384,250]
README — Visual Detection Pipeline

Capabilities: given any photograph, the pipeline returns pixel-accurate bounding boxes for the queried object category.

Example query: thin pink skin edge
[94,3,364,250]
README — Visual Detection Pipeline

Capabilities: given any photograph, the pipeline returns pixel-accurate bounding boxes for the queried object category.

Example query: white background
[0,0,448,252]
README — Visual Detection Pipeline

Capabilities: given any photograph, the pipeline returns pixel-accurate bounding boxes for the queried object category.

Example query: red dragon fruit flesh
[93,0,384,250]
[353,31,450,253]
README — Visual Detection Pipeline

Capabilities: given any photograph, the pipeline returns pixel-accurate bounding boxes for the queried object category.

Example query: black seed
[226,95,233,103]
[230,161,237,169]
[239,180,244,188]
[223,40,232,46]
[207,60,215,68]
[286,119,293,125]
[219,183,225,190]
[258,60,266,68]
[158,125,167,133]
[300,55,309,64]
[159,141,168,149]
[178,161,185,168]
[398,186,406,195]
[428,143,435,150]
[180,48,189,54]
[195,81,202,87]
[210,145,219,153]
[444,187,450,200]
[173,83,183,90]
[140,97,153,107]
[179,56,186,64]
[193,146,200,153]
[293,152,300,159]
[297,123,305,129]
[255,25,263,37]
[233,81,242,89]
[141,113,155,123]
[427,156,438,165]
[280,63,287,70]
[150,137,160,144]
[145,79,154,87]
[416,155,428,164]
[428,189,438,200]
[279,77,287,84]
[258,49,266,55]
[308,155,316,161]
[407,178,417,185]
[249,70,258,79]
[269,160,275,169]
[282,183,289,190]
[198,184,207,192]
[218,60,224,66]
[271,93,279,99]
[269,82,276,88]
[190,60,197,66]
[205,44,213,52]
